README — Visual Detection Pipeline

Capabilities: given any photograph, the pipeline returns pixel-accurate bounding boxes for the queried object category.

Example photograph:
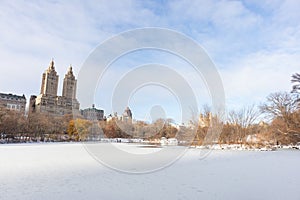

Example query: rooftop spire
[67,64,74,76]
[47,58,55,71]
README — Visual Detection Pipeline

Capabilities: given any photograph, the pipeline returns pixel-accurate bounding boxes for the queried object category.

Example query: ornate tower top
[65,65,75,78]
[47,59,56,72]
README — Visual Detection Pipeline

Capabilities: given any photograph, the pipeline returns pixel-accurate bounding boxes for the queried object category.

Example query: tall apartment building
[30,60,80,116]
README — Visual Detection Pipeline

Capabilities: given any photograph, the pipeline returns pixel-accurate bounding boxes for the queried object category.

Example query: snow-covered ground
[1,143,300,200]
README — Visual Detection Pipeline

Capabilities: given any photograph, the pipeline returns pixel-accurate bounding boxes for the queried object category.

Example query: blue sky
[0,0,299,123]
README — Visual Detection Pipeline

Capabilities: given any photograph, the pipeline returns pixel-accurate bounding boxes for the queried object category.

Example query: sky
[0,0,299,123]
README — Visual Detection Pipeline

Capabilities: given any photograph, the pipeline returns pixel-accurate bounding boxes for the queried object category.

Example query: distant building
[28,95,37,114]
[106,107,133,123]
[122,106,132,123]
[0,93,26,114]
[81,104,104,121]
[30,60,80,116]
[106,113,115,122]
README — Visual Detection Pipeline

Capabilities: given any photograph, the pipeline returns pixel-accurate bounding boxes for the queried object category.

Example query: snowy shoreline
[1,141,299,152]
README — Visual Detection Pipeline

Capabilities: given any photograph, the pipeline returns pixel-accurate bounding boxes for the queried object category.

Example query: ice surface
[0,143,299,200]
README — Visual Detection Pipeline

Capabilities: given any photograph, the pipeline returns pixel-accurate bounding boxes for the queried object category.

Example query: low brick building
[0,93,26,114]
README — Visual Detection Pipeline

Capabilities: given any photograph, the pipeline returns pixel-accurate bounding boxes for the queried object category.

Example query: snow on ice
[0,143,300,200]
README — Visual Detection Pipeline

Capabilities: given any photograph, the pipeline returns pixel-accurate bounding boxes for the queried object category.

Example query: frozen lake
[0,143,300,200]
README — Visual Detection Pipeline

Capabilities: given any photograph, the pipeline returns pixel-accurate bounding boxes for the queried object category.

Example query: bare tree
[228,105,260,129]
[260,92,297,123]
[260,92,300,144]
[291,73,300,108]
[227,104,261,145]
[291,73,300,94]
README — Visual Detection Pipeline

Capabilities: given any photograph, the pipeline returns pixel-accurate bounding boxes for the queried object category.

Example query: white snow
[0,143,300,200]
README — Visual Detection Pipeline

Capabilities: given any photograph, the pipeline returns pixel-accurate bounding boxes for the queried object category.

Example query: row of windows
[6,104,23,110]
[0,96,25,101]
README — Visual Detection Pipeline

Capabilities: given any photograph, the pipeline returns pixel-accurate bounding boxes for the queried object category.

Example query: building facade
[81,104,104,121]
[0,93,26,114]
[121,106,133,123]
[30,60,80,116]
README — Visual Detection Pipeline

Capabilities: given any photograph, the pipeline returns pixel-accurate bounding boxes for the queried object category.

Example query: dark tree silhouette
[291,73,300,94]
[291,73,300,108]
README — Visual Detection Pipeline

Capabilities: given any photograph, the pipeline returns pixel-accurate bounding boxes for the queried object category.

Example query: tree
[227,104,261,145]
[291,73,300,94]
[291,73,300,108]
[0,109,25,133]
[260,92,297,123]
[67,119,92,141]
[28,113,53,141]
[260,92,300,144]
[67,119,77,140]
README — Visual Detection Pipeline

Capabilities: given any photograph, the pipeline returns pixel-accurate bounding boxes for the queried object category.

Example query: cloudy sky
[0,0,299,123]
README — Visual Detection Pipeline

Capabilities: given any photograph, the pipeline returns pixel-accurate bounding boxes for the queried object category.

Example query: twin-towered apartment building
[29,60,80,116]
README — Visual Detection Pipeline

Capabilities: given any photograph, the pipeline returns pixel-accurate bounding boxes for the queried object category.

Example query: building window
[6,103,20,111]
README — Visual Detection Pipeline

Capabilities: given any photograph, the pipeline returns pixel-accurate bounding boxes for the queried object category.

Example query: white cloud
[221,50,300,110]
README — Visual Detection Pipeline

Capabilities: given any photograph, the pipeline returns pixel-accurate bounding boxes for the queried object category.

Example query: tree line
[0,73,299,145]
